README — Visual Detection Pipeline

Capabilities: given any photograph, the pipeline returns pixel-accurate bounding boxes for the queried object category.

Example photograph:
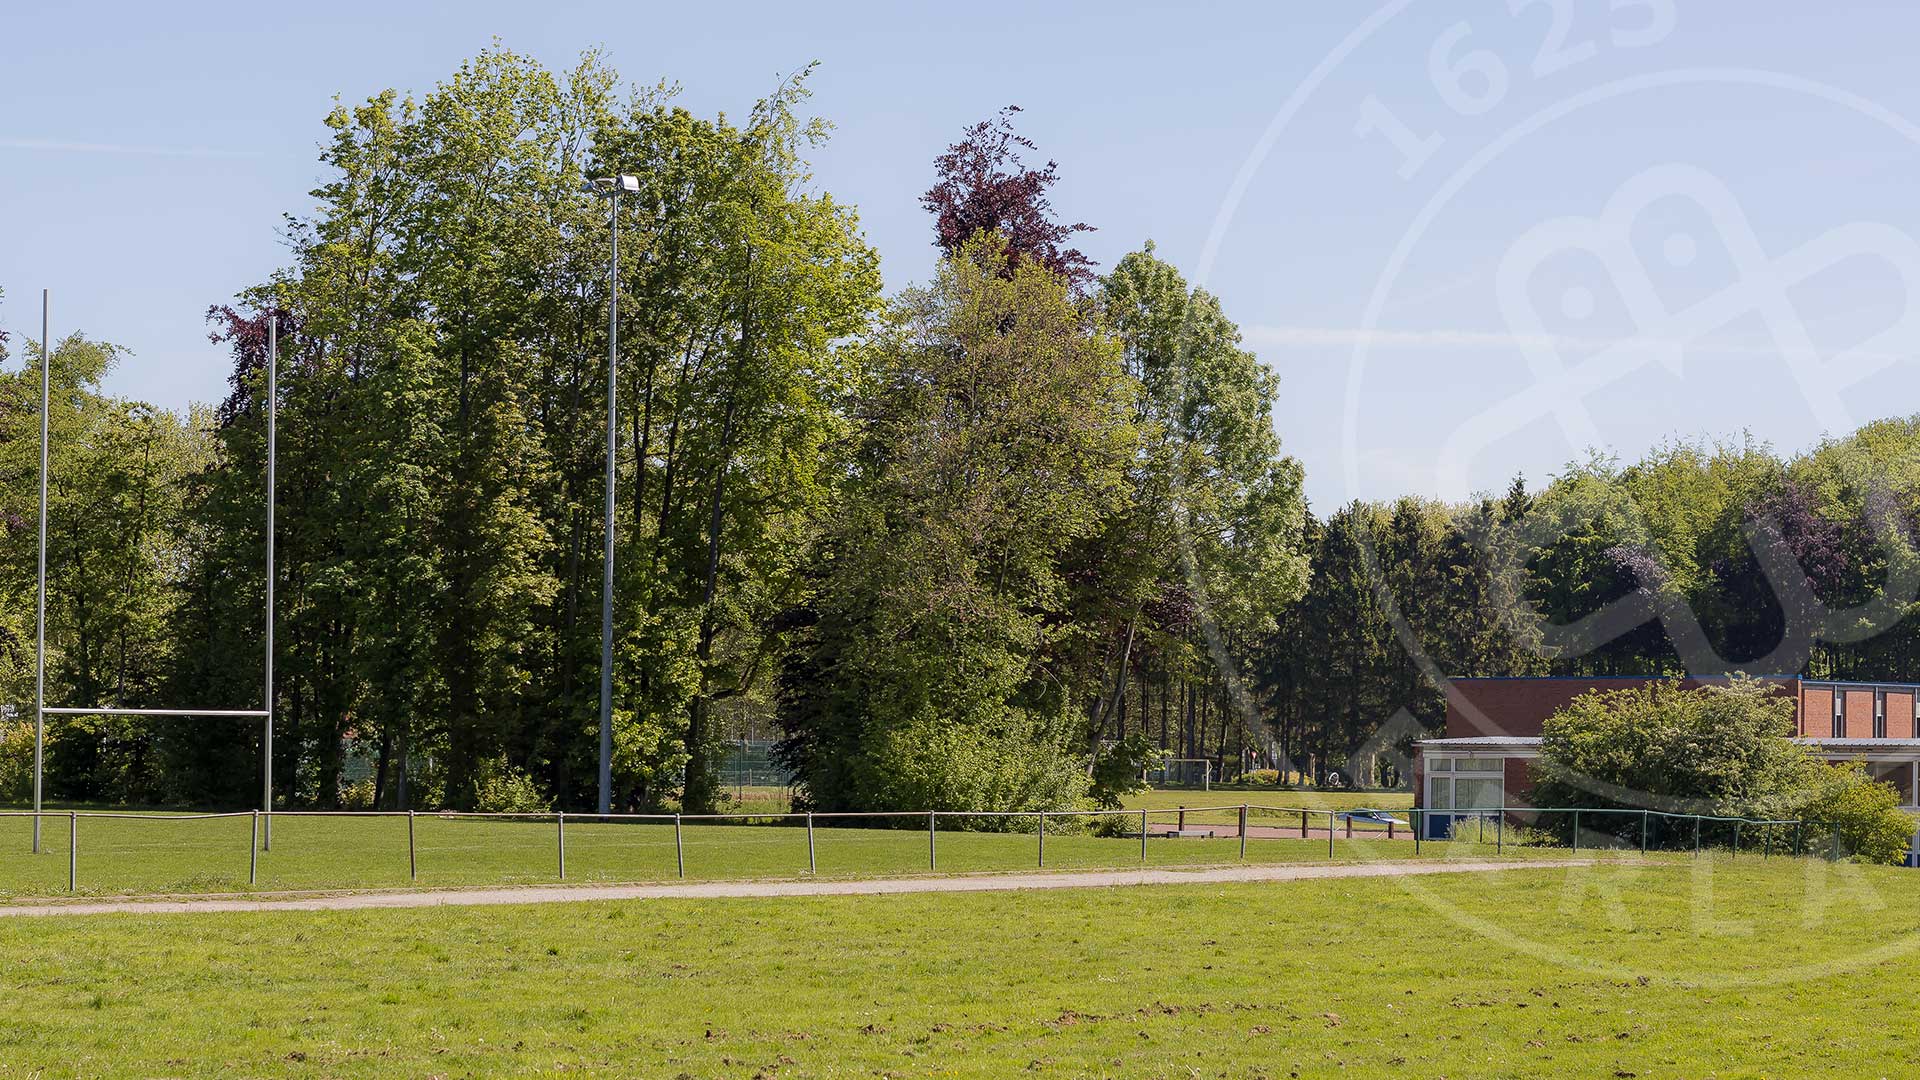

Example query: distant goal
[1143,758,1215,790]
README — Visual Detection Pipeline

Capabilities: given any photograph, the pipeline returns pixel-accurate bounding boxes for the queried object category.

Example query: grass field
[1123,788,1413,821]
[0,809,1483,900]
[0,854,1911,1077]
[706,786,1414,820]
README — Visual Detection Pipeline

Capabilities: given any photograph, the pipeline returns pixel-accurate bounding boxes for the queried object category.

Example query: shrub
[1527,676,1913,864]
[1531,676,1809,842]
[1798,762,1914,865]
[1242,769,1282,787]
[0,718,31,804]
[337,777,375,810]
[472,758,552,815]
[1090,732,1163,809]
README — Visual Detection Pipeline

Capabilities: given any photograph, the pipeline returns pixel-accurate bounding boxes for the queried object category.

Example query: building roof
[1444,674,1920,690]
[1800,738,1920,749]
[1418,736,1920,752]
[1417,736,1542,749]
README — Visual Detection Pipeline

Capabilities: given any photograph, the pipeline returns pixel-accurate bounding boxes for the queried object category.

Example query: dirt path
[0,859,1584,917]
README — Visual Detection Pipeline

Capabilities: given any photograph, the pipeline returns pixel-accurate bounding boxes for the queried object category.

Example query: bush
[337,777,375,810]
[1090,732,1163,809]
[1241,769,1282,787]
[1531,676,1809,843]
[1528,676,1914,864]
[1798,762,1914,865]
[472,758,552,815]
[0,719,31,804]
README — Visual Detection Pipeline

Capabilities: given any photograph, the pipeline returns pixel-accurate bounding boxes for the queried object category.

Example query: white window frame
[1425,756,1507,812]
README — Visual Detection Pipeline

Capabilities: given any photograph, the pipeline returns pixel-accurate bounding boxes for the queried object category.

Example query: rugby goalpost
[1144,758,1215,790]
[29,290,278,852]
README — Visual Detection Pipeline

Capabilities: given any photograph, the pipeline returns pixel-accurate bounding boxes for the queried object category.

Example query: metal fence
[0,803,1852,895]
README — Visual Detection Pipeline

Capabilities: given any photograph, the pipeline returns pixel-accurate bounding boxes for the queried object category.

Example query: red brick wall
[1504,758,1534,804]
[1844,689,1875,739]
[1801,686,1834,737]
[1890,691,1916,739]
[1444,677,1802,739]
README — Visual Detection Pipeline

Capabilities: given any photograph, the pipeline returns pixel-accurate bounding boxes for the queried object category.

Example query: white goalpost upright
[31,291,278,853]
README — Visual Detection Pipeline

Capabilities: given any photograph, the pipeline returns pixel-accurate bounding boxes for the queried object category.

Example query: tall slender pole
[597,190,618,817]
[33,291,49,855]
[263,317,277,850]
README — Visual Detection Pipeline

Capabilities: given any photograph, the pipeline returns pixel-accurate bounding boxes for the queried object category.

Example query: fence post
[928,810,937,871]
[1140,809,1148,862]
[1694,814,1701,857]
[1413,809,1421,855]
[675,814,685,879]
[1177,806,1185,832]
[1640,811,1649,854]
[1572,809,1580,854]
[67,812,76,893]
[1733,820,1741,858]
[1496,809,1504,855]
[806,811,816,875]
[249,811,259,886]
[1795,820,1804,857]
[408,811,417,881]
[1300,809,1308,838]
[1037,811,1046,867]
[1238,805,1247,860]
[556,812,566,880]
[1328,811,1335,859]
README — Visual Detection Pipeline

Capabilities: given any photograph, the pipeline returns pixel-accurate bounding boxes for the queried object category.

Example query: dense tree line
[1261,429,1920,786]
[9,49,1920,811]
[0,50,1308,813]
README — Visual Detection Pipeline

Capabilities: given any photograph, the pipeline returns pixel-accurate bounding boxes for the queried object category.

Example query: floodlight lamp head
[584,175,642,194]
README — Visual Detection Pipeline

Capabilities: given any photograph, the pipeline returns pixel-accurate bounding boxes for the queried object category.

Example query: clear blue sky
[6,1,1920,512]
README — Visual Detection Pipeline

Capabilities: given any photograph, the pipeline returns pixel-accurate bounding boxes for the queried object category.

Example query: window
[1834,691,1845,738]
[1424,756,1508,814]
[1454,778,1504,810]
[1876,689,1888,739]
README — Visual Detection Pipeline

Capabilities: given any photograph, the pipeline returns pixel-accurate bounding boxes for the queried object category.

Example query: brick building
[1414,676,1920,834]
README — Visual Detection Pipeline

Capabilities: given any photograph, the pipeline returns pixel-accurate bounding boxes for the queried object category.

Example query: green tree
[778,233,1135,814]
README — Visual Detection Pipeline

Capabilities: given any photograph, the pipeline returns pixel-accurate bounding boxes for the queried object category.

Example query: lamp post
[583,174,639,817]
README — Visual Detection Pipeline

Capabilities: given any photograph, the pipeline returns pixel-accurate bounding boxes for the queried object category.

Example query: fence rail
[0,804,1855,895]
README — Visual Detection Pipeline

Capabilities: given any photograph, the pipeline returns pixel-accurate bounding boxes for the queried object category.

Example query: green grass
[0,810,1523,899]
[0,854,1912,1076]
[1122,787,1413,829]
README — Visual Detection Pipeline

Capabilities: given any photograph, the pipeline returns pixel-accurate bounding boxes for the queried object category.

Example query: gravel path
[0,859,1583,917]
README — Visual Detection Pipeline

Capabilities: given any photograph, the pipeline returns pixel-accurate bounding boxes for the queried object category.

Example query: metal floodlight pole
[264,317,277,850]
[583,176,636,818]
[34,291,48,855]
